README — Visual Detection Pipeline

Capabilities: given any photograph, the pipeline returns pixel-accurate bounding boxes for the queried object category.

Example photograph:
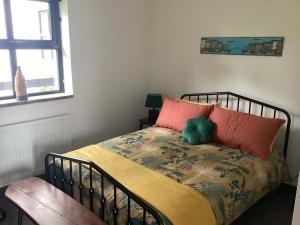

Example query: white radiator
[0,114,71,187]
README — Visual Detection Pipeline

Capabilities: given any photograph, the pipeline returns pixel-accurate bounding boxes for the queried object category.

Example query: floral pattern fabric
[98,127,285,225]
[56,127,285,225]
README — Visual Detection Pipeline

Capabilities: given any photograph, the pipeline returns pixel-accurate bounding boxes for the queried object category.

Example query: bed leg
[277,184,283,196]
[18,210,23,225]
[0,209,6,221]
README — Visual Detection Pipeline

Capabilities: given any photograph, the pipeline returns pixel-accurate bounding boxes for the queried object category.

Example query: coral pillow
[209,107,286,160]
[155,98,214,132]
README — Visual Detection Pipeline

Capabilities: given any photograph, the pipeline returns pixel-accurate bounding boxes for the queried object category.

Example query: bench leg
[18,210,23,225]
[0,209,6,221]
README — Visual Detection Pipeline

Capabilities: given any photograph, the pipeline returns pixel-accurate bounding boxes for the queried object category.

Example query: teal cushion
[182,116,214,145]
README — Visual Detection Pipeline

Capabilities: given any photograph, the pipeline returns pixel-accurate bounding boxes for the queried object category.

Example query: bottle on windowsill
[15,66,28,101]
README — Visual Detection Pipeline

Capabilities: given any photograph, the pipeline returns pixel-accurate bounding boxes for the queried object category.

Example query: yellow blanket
[65,145,217,225]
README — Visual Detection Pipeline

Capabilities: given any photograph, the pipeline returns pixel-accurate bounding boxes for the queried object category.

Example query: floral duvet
[56,127,286,225]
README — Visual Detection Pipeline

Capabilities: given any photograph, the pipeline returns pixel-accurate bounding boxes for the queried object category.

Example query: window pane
[0,0,6,39]
[0,50,13,97]
[16,50,60,94]
[11,0,51,40]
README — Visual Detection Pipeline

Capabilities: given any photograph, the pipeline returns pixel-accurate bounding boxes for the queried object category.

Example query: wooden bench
[5,177,105,225]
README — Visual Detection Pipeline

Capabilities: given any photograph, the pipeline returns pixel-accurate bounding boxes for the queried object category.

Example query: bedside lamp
[145,94,163,122]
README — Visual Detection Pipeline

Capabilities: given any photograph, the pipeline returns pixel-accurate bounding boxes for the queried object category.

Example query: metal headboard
[181,92,291,159]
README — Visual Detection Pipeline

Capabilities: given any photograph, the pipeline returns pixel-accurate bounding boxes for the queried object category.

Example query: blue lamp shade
[145,94,163,109]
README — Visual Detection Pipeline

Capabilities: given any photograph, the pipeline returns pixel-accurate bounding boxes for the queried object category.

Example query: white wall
[67,0,150,147]
[148,0,300,180]
[0,0,150,150]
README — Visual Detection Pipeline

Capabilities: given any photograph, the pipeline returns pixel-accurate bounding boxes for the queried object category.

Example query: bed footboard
[45,153,164,225]
[0,210,6,221]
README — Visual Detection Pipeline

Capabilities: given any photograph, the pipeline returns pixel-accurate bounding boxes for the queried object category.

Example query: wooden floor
[232,185,296,225]
[0,183,296,225]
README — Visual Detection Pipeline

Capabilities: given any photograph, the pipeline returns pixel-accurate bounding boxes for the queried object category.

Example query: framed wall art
[200,37,284,56]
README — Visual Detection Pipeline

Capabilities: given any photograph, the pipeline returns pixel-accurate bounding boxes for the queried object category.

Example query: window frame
[0,0,64,101]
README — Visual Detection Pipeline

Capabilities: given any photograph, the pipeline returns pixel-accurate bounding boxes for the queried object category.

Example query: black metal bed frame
[43,91,291,225]
[0,210,6,222]
[44,153,164,225]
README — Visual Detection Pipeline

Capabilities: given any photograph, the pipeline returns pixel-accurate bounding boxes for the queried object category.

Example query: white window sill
[0,93,74,108]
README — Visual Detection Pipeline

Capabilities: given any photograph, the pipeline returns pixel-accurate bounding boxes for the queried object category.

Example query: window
[0,0,64,100]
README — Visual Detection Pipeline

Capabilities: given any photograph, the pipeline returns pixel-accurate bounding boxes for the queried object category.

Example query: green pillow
[182,116,214,145]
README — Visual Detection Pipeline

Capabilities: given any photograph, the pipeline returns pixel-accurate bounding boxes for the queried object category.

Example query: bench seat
[5,177,105,225]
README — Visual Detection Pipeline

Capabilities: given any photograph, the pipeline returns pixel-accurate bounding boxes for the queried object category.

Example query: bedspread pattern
[98,127,285,225]
[55,127,285,225]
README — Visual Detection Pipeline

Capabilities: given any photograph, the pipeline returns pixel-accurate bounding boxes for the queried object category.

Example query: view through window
[0,0,63,100]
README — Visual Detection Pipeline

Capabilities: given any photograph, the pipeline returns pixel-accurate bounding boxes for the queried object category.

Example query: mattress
[54,127,286,225]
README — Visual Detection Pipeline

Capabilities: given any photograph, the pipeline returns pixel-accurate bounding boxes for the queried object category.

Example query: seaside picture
[200,37,284,56]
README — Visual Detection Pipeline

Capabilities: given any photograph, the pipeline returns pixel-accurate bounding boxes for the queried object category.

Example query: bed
[45,92,291,225]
